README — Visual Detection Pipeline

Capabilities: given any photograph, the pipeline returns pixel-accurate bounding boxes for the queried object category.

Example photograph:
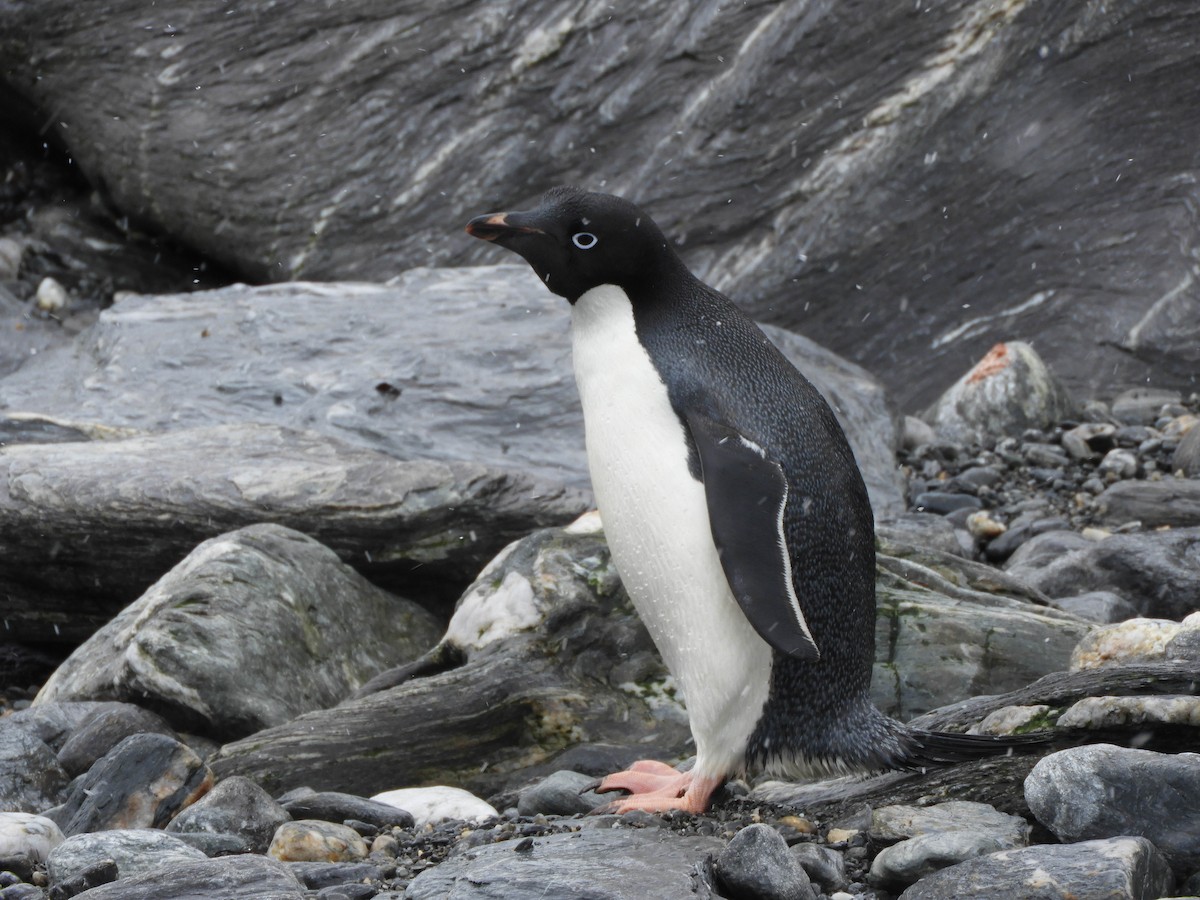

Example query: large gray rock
[922,341,1077,444]
[2,1,1197,410]
[404,828,724,900]
[0,272,904,515]
[1004,528,1200,620]
[1025,744,1200,872]
[897,837,1173,900]
[0,421,587,644]
[35,524,443,740]
[209,525,694,799]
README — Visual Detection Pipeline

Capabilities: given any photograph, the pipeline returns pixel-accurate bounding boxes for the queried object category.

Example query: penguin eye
[571,232,598,250]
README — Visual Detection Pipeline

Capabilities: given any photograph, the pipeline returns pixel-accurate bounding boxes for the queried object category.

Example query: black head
[466,186,684,302]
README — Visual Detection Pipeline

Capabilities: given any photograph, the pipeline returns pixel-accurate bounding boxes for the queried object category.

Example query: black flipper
[685,411,820,661]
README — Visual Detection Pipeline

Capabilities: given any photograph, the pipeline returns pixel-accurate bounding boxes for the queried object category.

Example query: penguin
[466,186,1042,814]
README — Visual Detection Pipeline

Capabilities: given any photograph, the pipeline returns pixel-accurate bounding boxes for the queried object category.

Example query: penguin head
[466,186,682,302]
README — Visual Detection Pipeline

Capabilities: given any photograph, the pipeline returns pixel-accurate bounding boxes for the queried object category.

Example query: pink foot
[594,760,723,814]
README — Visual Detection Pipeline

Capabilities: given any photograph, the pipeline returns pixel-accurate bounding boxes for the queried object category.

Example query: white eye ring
[572,232,598,250]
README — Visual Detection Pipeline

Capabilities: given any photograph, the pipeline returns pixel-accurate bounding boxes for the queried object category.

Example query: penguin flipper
[685,411,820,661]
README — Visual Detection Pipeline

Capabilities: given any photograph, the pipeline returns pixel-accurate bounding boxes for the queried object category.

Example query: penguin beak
[465,212,545,243]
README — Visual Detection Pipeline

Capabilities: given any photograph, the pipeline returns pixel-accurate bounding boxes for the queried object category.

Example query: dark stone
[789,843,849,894]
[284,861,384,890]
[912,492,984,515]
[0,726,69,813]
[168,832,253,857]
[56,733,213,836]
[714,824,815,900]
[166,775,291,855]
[315,884,377,900]
[279,792,414,832]
[55,704,176,777]
[0,884,44,900]
[47,858,118,900]
[515,771,606,817]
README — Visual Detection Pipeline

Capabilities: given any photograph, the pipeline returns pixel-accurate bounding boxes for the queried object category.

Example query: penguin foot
[593,762,721,814]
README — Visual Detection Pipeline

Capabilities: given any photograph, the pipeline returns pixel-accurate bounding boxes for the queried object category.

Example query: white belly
[570,284,771,778]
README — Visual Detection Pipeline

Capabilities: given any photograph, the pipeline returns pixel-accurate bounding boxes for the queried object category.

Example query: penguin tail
[897,727,1052,769]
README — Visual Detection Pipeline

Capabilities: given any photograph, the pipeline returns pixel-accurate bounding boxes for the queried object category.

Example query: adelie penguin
[467,186,1042,814]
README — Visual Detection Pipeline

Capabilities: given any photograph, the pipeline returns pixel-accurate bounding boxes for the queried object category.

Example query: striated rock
[0,273,903,518]
[0,812,64,882]
[166,776,291,855]
[35,525,442,740]
[4,0,1198,410]
[871,544,1090,720]
[1005,528,1200,620]
[405,828,724,899]
[267,821,368,864]
[714,823,814,900]
[0,423,585,644]
[285,861,385,891]
[55,734,213,836]
[897,837,1173,900]
[1094,477,1200,528]
[60,854,306,900]
[790,843,849,895]
[46,829,207,884]
[1025,745,1200,872]
[922,342,1077,445]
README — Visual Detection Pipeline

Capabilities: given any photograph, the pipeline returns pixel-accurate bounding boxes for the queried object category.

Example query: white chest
[570,284,770,775]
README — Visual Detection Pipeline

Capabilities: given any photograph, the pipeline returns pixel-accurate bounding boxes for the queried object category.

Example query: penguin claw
[578,778,604,796]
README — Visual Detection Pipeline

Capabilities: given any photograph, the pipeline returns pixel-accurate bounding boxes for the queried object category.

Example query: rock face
[35,524,442,740]
[4,1,1198,409]
[0,272,904,514]
[0,421,587,644]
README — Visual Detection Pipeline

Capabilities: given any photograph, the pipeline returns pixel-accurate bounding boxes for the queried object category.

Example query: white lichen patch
[510,14,575,76]
[971,704,1053,735]
[371,786,498,827]
[1069,617,1181,671]
[445,570,541,651]
[1056,695,1200,729]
